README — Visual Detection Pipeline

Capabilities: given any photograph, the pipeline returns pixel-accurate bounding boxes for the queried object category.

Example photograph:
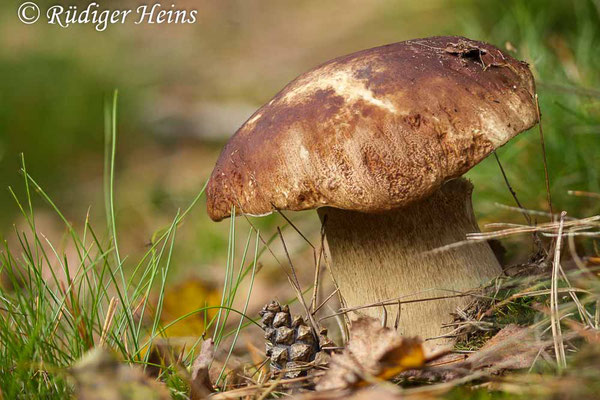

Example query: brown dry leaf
[316,316,424,391]
[294,386,403,400]
[466,324,538,371]
[70,347,170,400]
[564,319,600,344]
[398,325,540,384]
[190,339,215,400]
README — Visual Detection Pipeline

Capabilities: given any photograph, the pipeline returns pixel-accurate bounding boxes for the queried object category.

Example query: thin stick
[313,289,339,315]
[310,225,326,313]
[241,215,285,269]
[276,209,323,315]
[276,210,314,249]
[550,211,567,370]
[320,291,476,321]
[493,152,531,225]
[535,94,554,219]
[493,203,571,220]
[277,228,320,338]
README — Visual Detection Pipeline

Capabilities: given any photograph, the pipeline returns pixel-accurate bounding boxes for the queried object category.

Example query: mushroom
[206,36,538,348]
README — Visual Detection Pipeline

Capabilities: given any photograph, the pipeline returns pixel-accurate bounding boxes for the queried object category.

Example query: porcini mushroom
[206,36,538,348]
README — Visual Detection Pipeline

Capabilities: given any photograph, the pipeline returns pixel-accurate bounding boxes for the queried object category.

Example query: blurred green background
[1,0,599,278]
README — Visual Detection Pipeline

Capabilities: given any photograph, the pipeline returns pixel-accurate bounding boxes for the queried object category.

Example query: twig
[493,203,572,220]
[311,224,326,313]
[493,152,531,225]
[242,215,285,269]
[313,289,339,315]
[275,210,315,250]
[535,94,554,219]
[277,228,320,340]
[320,290,480,321]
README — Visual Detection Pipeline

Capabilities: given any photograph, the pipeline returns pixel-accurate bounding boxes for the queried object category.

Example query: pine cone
[259,300,333,378]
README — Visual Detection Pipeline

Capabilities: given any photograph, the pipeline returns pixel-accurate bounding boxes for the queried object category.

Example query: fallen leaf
[400,325,542,384]
[294,386,402,400]
[565,319,600,344]
[316,316,424,391]
[466,324,538,371]
[145,340,184,378]
[70,347,170,400]
[190,339,215,400]
[158,279,221,337]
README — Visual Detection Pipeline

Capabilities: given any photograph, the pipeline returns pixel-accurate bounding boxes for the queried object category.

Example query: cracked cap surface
[206,36,538,221]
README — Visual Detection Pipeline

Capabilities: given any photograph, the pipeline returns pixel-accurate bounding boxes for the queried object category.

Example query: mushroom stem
[318,178,502,349]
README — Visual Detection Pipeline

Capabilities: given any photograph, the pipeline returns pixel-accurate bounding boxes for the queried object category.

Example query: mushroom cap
[206,36,538,221]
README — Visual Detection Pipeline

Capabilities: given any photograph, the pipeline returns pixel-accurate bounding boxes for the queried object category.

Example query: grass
[462,0,600,228]
[0,92,262,398]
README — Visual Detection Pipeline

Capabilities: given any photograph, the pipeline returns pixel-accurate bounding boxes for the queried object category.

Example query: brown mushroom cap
[207,36,538,221]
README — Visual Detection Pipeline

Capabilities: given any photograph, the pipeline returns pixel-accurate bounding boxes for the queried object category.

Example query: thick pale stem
[318,178,501,349]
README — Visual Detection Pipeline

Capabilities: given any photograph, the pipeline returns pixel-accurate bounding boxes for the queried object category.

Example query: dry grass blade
[483,287,590,318]
[211,373,324,399]
[568,190,600,199]
[277,228,321,340]
[550,211,567,370]
[467,215,600,240]
[99,297,118,346]
[568,233,595,279]
[424,215,600,255]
